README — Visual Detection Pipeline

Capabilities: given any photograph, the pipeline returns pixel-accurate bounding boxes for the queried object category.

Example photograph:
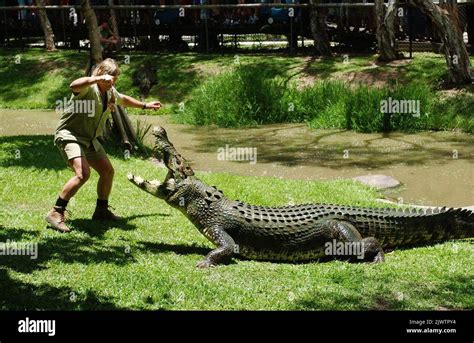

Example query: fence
[0,2,472,54]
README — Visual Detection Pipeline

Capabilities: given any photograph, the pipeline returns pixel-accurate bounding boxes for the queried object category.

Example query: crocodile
[128,126,474,268]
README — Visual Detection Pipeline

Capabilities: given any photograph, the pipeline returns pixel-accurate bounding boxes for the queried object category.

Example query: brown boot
[45,206,71,233]
[92,206,122,221]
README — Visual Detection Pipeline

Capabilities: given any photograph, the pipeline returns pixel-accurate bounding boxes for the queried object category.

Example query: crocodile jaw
[127,172,174,199]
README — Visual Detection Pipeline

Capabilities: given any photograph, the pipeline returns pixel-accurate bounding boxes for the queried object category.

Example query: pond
[1,109,472,207]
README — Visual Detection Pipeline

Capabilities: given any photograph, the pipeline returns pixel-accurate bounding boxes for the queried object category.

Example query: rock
[352,174,400,189]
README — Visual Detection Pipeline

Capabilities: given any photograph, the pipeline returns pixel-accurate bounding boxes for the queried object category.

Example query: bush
[174,64,473,133]
[176,64,288,127]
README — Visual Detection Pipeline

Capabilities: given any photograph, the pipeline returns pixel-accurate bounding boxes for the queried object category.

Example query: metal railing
[0,2,471,54]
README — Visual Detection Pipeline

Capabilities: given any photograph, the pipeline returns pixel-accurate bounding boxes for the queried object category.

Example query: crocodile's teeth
[149,180,162,186]
[128,173,144,185]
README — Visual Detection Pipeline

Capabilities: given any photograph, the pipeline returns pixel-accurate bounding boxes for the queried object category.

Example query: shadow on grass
[294,274,473,310]
[0,268,124,310]
[0,135,65,171]
[302,56,345,80]
[0,49,87,108]
[69,213,168,238]
[0,225,138,274]
[136,240,211,256]
[0,135,151,171]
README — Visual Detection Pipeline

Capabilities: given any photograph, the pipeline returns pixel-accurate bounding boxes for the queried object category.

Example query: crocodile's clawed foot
[361,237,385,263]
[196,259,216,269]
[371,251,385,263]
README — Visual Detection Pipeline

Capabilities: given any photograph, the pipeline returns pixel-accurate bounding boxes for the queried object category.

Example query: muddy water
[1,109,473,207]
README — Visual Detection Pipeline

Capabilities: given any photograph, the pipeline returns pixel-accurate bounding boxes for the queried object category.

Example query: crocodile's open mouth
[127,126,194,199]
[127,172,178,200]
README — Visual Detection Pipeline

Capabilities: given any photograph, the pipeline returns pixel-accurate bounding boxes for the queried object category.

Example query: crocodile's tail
[452,207,474,238]
[403,207,473,248]
[360,207,474,249]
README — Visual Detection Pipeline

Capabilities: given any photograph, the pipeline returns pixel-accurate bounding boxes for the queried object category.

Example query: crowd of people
[1,0,300,30]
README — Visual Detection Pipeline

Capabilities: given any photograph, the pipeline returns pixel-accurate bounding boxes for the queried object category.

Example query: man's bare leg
[88,157,121,221]
[60,157,91,200]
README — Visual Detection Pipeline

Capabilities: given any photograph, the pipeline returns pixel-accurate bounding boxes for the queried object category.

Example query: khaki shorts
[56,140,107,164]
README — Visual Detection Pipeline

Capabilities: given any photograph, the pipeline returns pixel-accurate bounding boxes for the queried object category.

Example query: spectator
[99,21,120,53]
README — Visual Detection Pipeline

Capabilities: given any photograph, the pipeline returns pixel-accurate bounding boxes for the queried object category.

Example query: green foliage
[176,67,467,133]
[134,118,153,153]
[177,64,288,127]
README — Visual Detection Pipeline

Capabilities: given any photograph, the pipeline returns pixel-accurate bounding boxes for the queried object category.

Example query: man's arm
[70,75,113,94]
[121,95,162,110]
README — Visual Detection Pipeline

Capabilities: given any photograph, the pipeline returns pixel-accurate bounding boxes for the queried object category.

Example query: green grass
[0,135,473,310]
[0,49,301,114]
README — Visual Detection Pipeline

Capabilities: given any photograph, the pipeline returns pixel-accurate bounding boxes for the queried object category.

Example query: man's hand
[121,95,162,110]
[145,101,162,110]
[96,74,114,87]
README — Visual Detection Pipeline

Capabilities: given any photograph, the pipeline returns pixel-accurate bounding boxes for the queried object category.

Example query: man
[45,58,161,232]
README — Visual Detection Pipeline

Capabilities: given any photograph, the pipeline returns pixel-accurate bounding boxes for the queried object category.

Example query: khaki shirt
[55,84,125,151]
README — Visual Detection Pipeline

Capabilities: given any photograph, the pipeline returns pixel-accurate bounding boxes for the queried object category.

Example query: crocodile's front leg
[197,226,237,268]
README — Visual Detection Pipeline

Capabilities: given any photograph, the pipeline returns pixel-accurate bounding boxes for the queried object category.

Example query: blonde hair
[92,58,121,77]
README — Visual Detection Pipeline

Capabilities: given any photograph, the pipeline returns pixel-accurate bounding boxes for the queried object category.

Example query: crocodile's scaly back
[224,201,474,250]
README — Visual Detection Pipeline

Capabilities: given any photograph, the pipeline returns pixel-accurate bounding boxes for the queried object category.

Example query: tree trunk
[108,0,121,50]
[81,0,103,67]
[34,0,56,51]
[409,0,472,84]
[111,105,132,151]
[375,0,399,61]
[309,1,332,56]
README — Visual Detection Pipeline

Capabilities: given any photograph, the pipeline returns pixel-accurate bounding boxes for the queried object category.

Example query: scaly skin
[128,127,474,268]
